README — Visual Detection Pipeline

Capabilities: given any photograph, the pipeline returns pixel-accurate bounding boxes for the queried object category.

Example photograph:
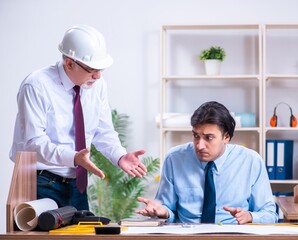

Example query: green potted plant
[199,46,226,75]
[88,110,160,222]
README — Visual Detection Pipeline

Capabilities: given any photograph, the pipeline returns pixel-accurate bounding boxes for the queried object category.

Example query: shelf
[270,180,298,184]
[265,75,298,80]
[160,24,298,185]
[162,75,260,81]
[270,180,298,193]
[160,24,262,163]
[160,127,260,132]
[263,24,298,182]
[161,127,191,132]
[162,24,260,31]
[162,127,261,132]
[265,24,298,29]
[265,127,298,132]
[235,127,261,132]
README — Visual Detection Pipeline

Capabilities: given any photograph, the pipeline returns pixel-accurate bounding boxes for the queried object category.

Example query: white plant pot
[204,60,222,75]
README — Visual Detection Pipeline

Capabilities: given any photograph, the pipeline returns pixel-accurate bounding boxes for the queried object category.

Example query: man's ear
[224,132,230,142]
[64,58,74,71]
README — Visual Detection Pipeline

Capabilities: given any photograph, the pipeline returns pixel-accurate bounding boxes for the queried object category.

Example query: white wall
[1,0,298,232]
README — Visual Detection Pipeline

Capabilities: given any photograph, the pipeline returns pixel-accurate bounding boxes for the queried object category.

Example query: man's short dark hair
[190,101,236,140]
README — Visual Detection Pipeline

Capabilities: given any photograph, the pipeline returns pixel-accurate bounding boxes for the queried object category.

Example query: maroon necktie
[73,85,87,193]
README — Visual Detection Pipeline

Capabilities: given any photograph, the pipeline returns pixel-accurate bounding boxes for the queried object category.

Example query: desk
[1,232,298,240]
[276,196,298,222]
[4,153,298,239]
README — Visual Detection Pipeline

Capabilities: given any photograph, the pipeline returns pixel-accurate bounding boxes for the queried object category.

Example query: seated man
[136,101,278,224]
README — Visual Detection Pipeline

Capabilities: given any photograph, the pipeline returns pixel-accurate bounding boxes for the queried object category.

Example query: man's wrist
[117,155,124,166]
[164,211,170,219]
[248,211,253,223]
[160,207,170,219]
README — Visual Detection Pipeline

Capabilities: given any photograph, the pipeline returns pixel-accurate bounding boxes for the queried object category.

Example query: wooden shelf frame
[159,24,263,167]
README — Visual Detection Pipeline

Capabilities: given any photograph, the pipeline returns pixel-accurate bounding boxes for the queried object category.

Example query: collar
[200,145,229,172]
[57,61,76,91]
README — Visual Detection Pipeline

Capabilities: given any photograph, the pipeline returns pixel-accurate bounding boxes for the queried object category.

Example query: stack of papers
[119,217,166,227]
[121,223,298,235]
[155,113,191,128]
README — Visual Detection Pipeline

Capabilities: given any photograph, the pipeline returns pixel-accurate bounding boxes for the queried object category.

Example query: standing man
[136,101,278,224]
[10,24,147,210]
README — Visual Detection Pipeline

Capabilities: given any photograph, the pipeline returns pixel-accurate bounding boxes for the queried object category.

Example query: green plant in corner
[199,46,226,61]
[87,109,160,222]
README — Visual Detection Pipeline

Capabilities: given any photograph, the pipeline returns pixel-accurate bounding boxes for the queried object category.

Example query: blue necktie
[73,85,87,193]
[201,161,216,223]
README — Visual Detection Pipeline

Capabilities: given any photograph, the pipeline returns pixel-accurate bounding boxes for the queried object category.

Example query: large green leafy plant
[88,110,160,222]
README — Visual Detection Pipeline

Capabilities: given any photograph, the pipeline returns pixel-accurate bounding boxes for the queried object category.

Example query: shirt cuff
[109,149,127,167]
[250,212,257,223]
[61,149,77,168]
[164,206,175,223]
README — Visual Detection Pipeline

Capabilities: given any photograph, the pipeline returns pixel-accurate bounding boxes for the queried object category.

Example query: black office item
[71,210,111,225]
[94,225,121,234]
[38,206,77,231]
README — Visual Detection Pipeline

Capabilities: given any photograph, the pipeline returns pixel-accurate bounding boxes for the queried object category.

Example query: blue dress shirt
[156,142,278,224]
[10,61,126,178]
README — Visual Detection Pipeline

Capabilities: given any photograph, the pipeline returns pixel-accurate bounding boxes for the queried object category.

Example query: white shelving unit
[158,24,298,188]
[263,24,298,186]
[159,24,263,168]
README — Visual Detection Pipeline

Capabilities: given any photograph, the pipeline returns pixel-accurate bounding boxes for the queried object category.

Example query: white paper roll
[14,198,58,231]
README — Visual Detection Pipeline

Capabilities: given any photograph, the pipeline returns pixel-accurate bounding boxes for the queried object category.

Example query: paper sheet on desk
[14,198,58,231]
[122,224,298,235]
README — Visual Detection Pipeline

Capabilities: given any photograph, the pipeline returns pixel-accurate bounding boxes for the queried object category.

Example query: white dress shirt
[10,61,126,178]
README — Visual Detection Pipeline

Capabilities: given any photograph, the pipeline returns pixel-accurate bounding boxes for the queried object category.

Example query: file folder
[275,140,293,180]
[266,140,276,180]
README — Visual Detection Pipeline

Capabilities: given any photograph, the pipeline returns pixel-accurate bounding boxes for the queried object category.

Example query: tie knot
[73,85,80,95]
[206,161,215,171]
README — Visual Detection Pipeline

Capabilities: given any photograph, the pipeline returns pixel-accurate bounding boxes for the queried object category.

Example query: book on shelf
[119,216,166,227]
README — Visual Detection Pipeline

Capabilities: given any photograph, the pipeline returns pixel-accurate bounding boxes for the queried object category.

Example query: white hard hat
[58,25,113,69]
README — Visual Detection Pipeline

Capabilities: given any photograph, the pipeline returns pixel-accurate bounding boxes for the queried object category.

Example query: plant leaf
[87,109,160,222]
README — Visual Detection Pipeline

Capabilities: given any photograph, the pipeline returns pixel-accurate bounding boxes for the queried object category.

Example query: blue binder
[275,140,293,180]
[266,140,276,180]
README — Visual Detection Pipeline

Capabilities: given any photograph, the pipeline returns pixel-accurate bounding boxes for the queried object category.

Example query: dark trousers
[37,172,89,211]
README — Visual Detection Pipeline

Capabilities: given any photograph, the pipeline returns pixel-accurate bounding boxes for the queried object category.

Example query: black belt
[37,170,75,184]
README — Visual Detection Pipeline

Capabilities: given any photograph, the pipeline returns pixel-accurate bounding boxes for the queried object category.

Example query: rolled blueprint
[14,198,58,231]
